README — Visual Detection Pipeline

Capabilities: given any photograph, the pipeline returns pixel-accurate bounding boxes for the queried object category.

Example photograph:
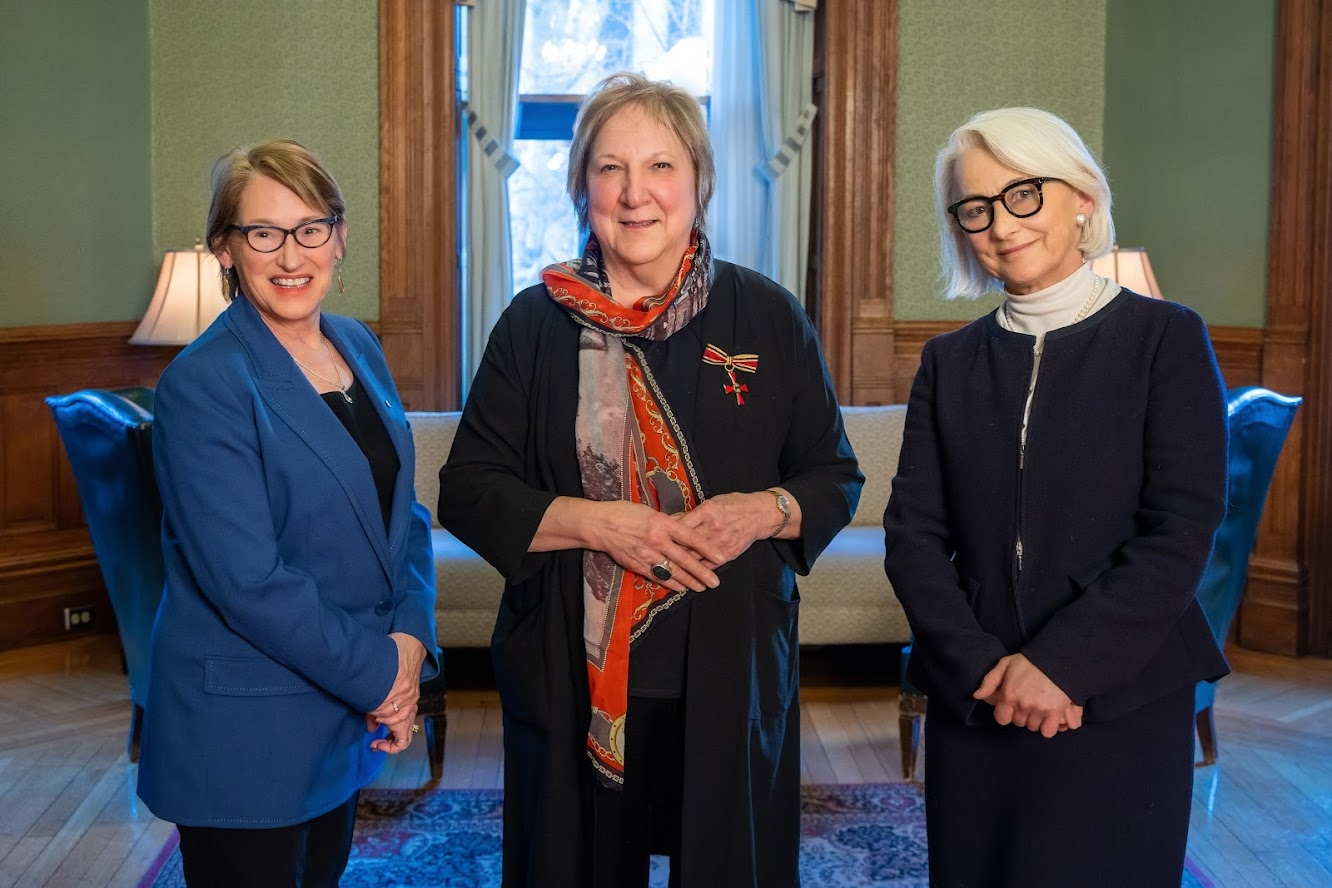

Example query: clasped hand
[593,492,776,594]
[973,653,1084,739]
[366,632,427,753]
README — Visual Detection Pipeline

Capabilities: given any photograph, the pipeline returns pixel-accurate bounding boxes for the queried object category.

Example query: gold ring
[392,701,400,713]
[412,723,420,734]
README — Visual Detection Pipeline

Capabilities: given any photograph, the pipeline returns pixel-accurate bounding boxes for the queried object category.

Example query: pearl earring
[1076,213,1088,226]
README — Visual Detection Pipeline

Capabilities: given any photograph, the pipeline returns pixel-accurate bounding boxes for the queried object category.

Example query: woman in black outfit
[884,107,1228,886]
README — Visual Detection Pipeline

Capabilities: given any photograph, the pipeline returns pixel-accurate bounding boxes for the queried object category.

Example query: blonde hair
[934,107,1115,299]
[567,72,715,233]
[205,139,347,301]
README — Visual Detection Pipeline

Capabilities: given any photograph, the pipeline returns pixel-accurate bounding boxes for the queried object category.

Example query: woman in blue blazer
[137,139,438,887]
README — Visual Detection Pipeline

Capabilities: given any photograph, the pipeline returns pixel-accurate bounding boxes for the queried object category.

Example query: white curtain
[709,0,817,305]
[708,2,765,274]
[462,0,525,391]
[756,0,817,305]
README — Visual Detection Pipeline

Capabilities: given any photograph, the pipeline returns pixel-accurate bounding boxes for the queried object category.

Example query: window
[509,0,714,289]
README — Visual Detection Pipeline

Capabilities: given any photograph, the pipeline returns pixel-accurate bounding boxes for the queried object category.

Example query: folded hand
[368,632,426,753]
[973,653,1080,739]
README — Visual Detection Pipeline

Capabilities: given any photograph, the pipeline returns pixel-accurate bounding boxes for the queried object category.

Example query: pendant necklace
[291,336,353,403]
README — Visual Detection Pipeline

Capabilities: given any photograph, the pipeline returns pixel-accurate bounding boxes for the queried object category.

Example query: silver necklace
[291,336,353,403]
[1004,275,1107,331]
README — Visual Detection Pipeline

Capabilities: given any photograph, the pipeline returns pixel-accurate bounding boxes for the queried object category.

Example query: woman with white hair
[884,107,1229,885]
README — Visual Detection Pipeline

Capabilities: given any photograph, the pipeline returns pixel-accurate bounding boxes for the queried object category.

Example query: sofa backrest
[407,411,462,527]
[840,405,905,527]
[407,404,906,530]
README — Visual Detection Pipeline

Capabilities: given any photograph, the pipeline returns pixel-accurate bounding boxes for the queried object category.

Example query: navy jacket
[885,292,1229,724]
[137,294,438,827]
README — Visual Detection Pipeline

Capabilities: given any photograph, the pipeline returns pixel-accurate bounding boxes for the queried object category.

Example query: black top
[321,378,399,532]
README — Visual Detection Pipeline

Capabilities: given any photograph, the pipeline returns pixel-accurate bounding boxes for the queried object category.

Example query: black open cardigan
[438,261,862,887]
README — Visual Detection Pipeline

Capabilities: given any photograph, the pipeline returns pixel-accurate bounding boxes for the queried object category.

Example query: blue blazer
[137,294,439,828]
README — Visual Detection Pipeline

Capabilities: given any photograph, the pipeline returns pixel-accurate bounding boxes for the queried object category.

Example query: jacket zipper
[1012,339,1041,639]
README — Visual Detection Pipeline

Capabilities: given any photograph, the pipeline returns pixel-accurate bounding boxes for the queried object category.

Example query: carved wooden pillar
[379,0,460,411]
[810,1,898,406]
[1244,0,1332,655]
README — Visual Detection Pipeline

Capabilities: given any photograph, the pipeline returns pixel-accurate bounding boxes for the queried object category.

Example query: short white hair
[934,107,1115,299]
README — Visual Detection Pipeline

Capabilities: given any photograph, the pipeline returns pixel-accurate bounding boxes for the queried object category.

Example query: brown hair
[205,139,347,301]
[567,72,715,233]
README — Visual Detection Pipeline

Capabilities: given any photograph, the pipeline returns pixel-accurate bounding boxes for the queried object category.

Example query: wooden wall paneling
[0,323,178,649]
[379,0,459,412]
[1287,0,1332,655]
[812,1,898,406]
[1207,325,1265,388]
[1244,0,1332,655]
[891,322,1260,387]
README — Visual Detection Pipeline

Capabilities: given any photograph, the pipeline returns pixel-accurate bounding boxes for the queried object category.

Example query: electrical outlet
[63,605,96,632]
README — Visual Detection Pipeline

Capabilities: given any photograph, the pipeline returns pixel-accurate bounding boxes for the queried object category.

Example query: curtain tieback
[460,101,520,178]
[757,103,819,182]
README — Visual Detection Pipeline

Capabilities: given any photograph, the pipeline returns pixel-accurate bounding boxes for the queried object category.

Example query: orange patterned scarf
[542,229,711,788]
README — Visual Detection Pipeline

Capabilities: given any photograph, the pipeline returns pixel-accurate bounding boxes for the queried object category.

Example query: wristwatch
[765,488,791,536]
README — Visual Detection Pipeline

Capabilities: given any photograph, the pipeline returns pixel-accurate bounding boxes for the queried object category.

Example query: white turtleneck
[994,262,1120,341]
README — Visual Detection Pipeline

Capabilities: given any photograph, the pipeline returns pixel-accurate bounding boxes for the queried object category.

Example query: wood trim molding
[811,1,898,405]
[379,0,459,412]
[1207,325,1265,387]
[0,321,142,343]
[890,320,1262,393]
[1243,0,1332,655]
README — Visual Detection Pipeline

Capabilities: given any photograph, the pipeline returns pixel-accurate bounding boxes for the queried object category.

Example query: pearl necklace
[290,336,353,403]
[1003,275,1108,332]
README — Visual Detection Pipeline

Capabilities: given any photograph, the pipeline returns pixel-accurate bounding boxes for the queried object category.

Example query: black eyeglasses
[227,216,340,253]
[947,178,1059,234]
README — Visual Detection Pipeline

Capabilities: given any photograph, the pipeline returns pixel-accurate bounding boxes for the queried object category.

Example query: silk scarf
[542,228,711,788]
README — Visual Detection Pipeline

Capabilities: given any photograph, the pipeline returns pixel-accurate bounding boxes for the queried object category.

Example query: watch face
[776,493,791,513]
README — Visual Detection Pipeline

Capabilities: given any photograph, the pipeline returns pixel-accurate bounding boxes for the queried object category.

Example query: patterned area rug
[143,783,1214,887]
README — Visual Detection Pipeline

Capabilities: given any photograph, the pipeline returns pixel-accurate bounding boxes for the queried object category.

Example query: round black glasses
[227,216,340,253]
[948,178,1058,234]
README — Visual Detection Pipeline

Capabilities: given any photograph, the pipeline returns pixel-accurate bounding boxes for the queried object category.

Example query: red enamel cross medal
[702,343,759,405]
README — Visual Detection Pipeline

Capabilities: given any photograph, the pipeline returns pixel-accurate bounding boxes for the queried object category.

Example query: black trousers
[175,791,359,888]
[592,695,686,888]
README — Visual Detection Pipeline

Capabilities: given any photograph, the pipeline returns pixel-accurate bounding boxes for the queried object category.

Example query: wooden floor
[1,635,1330,886]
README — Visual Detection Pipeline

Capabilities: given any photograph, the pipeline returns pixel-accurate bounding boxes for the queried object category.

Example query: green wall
[0,0,153,327]
[894,0,1108,321]
[1103,0,1274,326]
[0,2,1277,329]
[151,0,381,320]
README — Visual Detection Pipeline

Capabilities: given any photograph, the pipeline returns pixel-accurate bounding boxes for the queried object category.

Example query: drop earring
[337,261,345,297]
[1075,213,1088,226]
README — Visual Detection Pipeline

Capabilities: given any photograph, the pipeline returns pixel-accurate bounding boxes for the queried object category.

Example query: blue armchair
[46,387,163,761]
[896,386,1302,777]
[1194,386,1301,763]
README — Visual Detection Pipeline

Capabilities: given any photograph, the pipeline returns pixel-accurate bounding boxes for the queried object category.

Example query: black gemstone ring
[651,561,673,583]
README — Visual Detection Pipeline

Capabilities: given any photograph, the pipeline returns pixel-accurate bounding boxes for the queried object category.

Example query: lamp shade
[129,241,228,345]
[1090,246,1163,299]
